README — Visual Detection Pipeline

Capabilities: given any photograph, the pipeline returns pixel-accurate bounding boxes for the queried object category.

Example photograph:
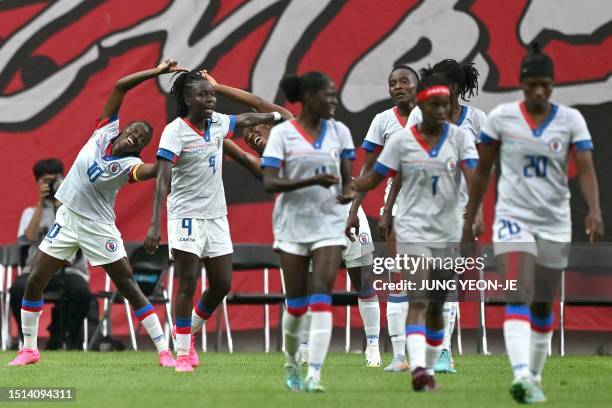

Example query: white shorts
[274,237,347,257]
[492,217,570,269]
[39,205,126,266]
[168,216,233,259]
[344,206,375,263]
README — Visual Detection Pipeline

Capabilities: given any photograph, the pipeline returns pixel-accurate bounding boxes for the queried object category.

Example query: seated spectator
[10,158,93,350]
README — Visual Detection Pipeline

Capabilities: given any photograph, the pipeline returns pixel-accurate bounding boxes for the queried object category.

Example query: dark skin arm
[129,162,159,182]
[337,158,354,204]
[351,168,386,193]
[223,139,262,178]
[378,175,401,239]
[345,150,379,240]
[574,149,604,241]
[101,59,186,121]
[234,112,278,128]
[202,70,293,120]
[144,160,173,254]
[462,142,499,242]
[262,167,338,194]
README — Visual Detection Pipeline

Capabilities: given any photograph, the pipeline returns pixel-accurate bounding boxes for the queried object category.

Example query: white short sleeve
[18,207,35,241]
[457,128,479,168]
[480,106,502,143]
[374,134,401,176]
[261,126,285,168]
[157,123,183,164]
[213,112,237,139]
[569,108,594,151]
[362,114,385,151]
[334,121,356,160]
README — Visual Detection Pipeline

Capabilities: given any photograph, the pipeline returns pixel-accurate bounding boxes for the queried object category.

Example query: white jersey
[157,113,236,220]
[262,119,355,243]
[362,106,419,210]
[480,101,594,238]
[55,115,142,224]
[409,105,487,208]
[375,123,479,243]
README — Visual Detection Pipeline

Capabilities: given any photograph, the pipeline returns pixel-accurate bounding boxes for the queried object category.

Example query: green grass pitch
[1,352,611,407]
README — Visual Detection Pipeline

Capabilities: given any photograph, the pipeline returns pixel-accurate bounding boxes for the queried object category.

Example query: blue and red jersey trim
[361,140,383,153]
[461,158,479,169]
[261,156,283,168]
[157,148,179,164]
[479,131,499,145]
[410,123,449,158]
[374,161,397,177]
[226,115,236,139]
[340,149,356,160]
[572,140,594,151]
[95,114,119,130]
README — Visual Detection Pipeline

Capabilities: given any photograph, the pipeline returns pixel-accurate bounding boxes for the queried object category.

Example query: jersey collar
[182,117,212,142]
[290,119,328,149]
[519,101,558,137]
[410,123,449,158]
[393,106,408,128]
[456,105,468,126]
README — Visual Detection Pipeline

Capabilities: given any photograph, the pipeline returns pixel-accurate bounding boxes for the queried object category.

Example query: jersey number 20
[523,155,547,178]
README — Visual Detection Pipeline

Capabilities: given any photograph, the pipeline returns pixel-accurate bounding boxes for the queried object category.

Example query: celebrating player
[144,70,279,372]
[463,44,604,403]
[202,70,381,368]
[351,69,479,392]
[350,64,419,372]
[261,71,354,392]
[8,60,186,368]
[407,59,486,374]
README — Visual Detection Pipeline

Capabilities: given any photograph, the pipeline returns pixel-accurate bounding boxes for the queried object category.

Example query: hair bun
[280,74,301,103]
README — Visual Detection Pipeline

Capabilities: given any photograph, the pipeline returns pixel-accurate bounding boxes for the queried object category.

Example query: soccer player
[407,59,486,373]
[261,71,355,392]
[202,71,381,368]
[349,64,419,372]
[144,70,280,372]
[8,59,185,368]
[351,69,479,391]
[463,44,604,403]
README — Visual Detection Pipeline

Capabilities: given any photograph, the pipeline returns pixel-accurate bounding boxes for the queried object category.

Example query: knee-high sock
[530,312,554,382]
[442,301,457,352]
[406,324,426,370]
[387,293,408,357]
[175,317,191,356]
[306,295,332,382]
[21,298,44,350]
[284,297,308,364]
[504,305,531,379]
[192,299,215,333]
[135,304,168,353]
[358,291,380,347]
[425,327,444,375]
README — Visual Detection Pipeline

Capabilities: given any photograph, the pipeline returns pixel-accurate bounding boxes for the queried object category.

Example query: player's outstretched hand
[585,211,604,242]
[378,209,393,240]
[345,211,360,241]
[200,69,218,86]
[144,224,161,255]
[312,173,339,188]
[157,59,188,74]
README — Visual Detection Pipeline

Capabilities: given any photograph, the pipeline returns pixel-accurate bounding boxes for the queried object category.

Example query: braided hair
[417,66,448,93]
[432,59,479,102]
[170,70,206,117]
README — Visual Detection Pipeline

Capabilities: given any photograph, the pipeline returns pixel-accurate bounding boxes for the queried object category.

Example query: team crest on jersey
[446,158,458,173]
[105,239,118,252]
[359,232,370,244]
[549,137,564,153]
[108,162,121,174]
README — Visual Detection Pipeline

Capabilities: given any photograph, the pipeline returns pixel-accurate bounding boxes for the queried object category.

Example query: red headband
[416,85,451,102]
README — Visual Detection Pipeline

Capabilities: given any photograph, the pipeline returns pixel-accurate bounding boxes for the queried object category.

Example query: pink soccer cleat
[159,350,176,367]
[7,348,40,366]
[172,326,200,367]
[189,334,200,367]
[175,355,194,372]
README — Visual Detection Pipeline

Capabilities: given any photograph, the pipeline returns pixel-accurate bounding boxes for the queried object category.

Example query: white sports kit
[43,115,140,265]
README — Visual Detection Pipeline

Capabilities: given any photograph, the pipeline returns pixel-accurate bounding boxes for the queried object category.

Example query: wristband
[271,112,282,122]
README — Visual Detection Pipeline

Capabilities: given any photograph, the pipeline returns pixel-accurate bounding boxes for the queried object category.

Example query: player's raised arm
[202,70,293,119]
[100,59,187,121]
[127,162,159,183]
